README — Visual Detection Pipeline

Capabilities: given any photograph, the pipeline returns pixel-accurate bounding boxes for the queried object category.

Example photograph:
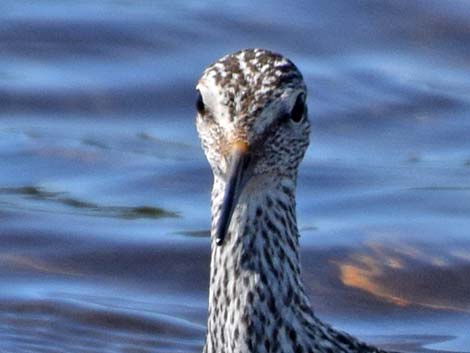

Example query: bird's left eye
[196,90,205,115]
[290,94,305,123]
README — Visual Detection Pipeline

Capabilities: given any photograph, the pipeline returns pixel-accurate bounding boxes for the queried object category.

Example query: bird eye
[196,90,205,115]
[290,94,305,123]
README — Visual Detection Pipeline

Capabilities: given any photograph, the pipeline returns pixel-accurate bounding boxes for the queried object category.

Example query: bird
[195,48,391,353]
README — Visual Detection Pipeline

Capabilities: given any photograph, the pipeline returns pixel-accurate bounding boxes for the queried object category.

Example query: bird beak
[215,141,250,246]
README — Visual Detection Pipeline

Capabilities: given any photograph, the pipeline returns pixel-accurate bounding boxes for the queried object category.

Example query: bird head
[195,48,310,245]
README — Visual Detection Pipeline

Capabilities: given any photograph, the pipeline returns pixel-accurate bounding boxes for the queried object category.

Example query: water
[1,1,470,352]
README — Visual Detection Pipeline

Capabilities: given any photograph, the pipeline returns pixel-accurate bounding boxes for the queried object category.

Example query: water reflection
[337,241,470,313]
[0,186,179,220]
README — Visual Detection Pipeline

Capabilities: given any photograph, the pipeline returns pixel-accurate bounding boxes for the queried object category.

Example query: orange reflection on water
[337,240,470,313]
[338,254,409,307]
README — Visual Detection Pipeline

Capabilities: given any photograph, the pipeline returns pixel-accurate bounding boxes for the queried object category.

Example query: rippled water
[1,1,470,352]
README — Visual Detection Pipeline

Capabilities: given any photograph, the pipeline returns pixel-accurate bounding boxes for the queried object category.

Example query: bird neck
[204,176,315,353]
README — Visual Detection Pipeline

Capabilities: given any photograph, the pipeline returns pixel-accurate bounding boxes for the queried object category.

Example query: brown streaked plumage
[196,48,393,353]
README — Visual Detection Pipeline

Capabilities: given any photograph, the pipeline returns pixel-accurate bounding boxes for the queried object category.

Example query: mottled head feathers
[196,48,310,180]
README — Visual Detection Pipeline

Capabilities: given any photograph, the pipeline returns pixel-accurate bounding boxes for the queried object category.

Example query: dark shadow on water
[177,229,211,238]
[0,186,179,220]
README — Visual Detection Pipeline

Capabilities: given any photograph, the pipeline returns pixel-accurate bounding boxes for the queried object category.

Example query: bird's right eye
[196,90,205,115]
[290,93,305,123]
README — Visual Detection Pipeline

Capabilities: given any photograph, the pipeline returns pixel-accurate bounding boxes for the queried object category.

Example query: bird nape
[196,48,393,353]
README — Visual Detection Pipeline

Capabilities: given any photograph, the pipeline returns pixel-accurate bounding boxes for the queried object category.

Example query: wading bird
[196,48,390,353]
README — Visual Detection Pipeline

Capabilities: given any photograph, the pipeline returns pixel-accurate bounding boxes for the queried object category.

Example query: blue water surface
[1,1,470,352]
